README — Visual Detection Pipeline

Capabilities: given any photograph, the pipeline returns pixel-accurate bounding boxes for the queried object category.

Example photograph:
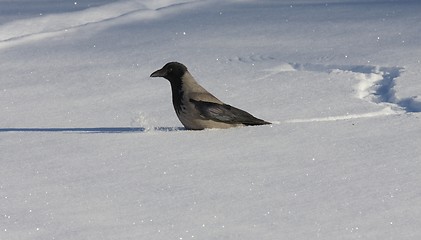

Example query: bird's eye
[168,68,173,73]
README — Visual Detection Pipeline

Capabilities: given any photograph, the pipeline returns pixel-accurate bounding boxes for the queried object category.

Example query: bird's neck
[181,72,207,93]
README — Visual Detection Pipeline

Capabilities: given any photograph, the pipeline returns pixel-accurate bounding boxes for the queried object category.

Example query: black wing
[190,99,270,126]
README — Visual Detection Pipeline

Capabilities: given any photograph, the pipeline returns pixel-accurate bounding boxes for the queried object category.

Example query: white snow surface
[1,0,421,239]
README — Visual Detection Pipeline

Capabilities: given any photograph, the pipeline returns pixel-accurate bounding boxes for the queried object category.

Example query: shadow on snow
[0,127,184,133]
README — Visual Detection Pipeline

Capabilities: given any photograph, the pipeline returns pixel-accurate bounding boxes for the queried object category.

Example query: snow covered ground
[1,0,421,239]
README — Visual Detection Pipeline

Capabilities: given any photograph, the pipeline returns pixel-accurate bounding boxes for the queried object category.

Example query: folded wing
[190,99,270,126]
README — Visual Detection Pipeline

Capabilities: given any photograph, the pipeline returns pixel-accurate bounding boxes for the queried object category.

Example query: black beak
[150,68,166,77]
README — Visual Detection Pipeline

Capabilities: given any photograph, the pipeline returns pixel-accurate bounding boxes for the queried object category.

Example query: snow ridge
[285,108,396,123]
[229,54,420,114]
[289,63,421,113]
[0,0,199,50]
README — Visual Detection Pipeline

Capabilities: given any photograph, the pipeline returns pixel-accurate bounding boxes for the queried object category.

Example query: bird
[150,62,271,130]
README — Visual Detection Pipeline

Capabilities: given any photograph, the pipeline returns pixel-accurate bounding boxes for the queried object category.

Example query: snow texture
[1,0,421,239]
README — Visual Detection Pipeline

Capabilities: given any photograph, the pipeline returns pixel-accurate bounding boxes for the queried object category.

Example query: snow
[1,0,421,239]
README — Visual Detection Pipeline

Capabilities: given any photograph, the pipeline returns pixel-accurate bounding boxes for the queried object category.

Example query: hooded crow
[150,62,271,130]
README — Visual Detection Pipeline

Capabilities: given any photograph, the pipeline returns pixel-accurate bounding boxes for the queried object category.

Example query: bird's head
[150,62,188,82]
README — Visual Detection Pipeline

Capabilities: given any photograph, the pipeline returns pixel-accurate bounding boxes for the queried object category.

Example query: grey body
[150,62,270,130]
